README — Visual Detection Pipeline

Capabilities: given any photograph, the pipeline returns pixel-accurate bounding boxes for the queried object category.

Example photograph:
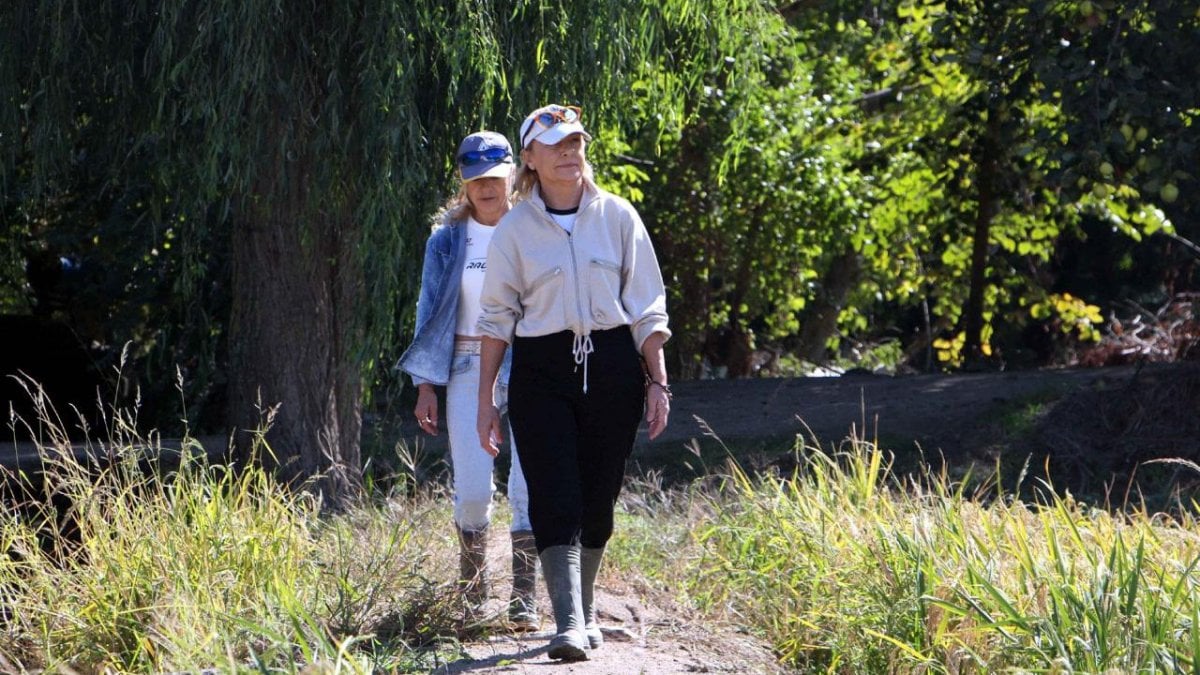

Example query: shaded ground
[630,362,1200,498]
[644,362,1160,456]
[388,362,1195,488]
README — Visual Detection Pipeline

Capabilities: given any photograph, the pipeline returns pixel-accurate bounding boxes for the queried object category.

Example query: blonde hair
[430,184,471,229]
[513,162,540,201]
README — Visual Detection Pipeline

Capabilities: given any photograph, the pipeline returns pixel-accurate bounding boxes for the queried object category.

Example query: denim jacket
[396,214,512,387]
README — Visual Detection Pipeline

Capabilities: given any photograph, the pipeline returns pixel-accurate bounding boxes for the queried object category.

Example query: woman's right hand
[415,384,438,436]
[477,403,503,457]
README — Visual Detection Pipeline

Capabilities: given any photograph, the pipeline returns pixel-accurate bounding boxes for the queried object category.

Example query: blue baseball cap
[456,131,514,182]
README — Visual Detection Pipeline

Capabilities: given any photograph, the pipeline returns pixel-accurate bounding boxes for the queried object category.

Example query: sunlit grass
[8,373,1200,673]
[616,432,1200,673]
[0,383,478,672]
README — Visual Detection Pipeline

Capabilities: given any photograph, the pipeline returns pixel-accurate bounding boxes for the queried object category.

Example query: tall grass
[10,371,1200,673]
[616,434,1200,673]
[0,390,473,672]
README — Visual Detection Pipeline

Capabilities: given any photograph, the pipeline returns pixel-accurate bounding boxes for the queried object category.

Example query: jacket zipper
[567,235,587,334]
[535,199,594,335]
[537,196,598,392]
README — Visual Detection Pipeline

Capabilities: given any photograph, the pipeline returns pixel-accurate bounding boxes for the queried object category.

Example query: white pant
[446,352,531,532]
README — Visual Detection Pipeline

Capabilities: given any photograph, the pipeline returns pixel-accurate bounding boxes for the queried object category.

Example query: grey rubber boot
[457,527,490,607]
[539,544,588,661]
[508,530,540,630]
[581,546,605,649]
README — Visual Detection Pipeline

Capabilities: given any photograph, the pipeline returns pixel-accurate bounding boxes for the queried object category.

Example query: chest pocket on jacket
[588,257,628,324]
[522,265,565,317]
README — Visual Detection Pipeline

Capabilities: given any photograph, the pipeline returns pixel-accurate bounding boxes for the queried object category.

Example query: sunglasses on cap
[521,105,582,147]
[458,147,512,166]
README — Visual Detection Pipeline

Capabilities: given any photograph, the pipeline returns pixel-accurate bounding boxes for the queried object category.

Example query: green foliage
[0,0,778,347]
[0,0,780,464]
[603,1,1199,374]
[905,0,1200,364]
[1030,292,1104,342]
[3,0,1199,450]
[1042,0,1199,205]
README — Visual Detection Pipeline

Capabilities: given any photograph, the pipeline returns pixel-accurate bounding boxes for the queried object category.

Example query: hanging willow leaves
[0,0,777,506]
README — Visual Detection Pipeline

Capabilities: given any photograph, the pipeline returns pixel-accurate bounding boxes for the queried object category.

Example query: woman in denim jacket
[396,131,538,629]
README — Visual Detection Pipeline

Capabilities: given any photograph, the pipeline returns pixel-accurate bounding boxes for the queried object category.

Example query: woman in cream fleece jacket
[475,104,672,662]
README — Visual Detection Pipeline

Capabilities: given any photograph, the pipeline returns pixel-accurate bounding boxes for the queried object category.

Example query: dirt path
[433,537,784,674]
[435,587,782,674]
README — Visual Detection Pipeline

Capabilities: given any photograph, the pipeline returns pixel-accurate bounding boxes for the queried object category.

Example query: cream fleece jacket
[477,183,671,353]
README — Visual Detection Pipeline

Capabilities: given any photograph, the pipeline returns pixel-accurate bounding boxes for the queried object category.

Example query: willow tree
[2,0,773,507]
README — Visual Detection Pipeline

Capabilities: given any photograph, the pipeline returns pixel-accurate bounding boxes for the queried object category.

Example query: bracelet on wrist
[648,380,673,398]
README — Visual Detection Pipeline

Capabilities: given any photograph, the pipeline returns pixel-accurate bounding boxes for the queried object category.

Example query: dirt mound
[1024,362,1200,507]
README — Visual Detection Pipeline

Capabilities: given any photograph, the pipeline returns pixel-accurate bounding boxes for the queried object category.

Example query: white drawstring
[572,332,594,393]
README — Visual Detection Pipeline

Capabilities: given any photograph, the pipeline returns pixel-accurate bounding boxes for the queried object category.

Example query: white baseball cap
[519,104,592,149]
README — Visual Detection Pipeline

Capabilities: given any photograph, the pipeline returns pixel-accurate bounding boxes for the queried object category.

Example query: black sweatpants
[508,326,645,552]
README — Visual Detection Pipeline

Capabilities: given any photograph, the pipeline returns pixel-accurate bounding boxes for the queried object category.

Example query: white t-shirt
[547,207,578,234]
[456,217,495,336]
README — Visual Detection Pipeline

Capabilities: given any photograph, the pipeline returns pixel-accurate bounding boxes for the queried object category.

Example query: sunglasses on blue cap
[458,147,512,166]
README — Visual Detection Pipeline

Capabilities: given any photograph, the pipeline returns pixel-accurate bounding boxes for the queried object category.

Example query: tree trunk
[227,192,364,510]
[794,248,861,363]
[718,205,768,378]
[654,116,713,380]
[962,108,1002,366]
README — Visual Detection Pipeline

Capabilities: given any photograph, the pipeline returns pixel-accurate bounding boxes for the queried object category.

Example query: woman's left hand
[645,383,670,440]
[477,403,503,457]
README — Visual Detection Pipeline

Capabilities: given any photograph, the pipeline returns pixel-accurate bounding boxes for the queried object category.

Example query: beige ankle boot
[457,526,489,608]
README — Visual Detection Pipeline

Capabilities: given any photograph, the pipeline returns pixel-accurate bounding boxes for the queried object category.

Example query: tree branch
[851,86,917,113]
[614,153,656,166]
[777,0,821,21]
[1164,231,1200,259]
